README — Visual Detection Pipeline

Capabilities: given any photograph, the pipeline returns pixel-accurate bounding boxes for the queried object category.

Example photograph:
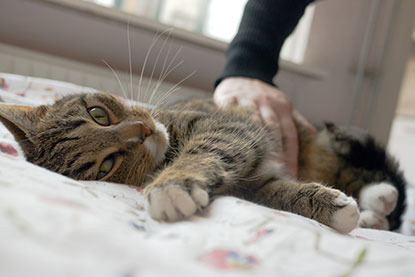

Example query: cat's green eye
[89,107,110,126]
[97,156,114,179]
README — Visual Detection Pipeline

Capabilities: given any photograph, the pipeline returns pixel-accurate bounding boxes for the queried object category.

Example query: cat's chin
[144,120,169,166]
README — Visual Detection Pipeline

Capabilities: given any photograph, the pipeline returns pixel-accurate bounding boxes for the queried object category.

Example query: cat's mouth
[143,120,169,166]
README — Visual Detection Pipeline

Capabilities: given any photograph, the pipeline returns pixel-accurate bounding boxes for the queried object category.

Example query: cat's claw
[147,185,209,222]
[331,193,360,233]
[359,183,398,216]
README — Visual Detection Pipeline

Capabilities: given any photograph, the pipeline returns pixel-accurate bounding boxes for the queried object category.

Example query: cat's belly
[246,151,290,189]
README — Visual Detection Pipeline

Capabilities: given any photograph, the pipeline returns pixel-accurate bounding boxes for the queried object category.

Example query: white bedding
[1,73,415,277]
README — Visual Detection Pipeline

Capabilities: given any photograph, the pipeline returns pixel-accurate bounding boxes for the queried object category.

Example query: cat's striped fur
[0,93,406,233]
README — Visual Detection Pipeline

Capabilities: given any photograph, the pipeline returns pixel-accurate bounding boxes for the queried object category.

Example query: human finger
[214,94,238,107]
[265,97,298,178]
[277,111,299,178]
[293,110,317,135]
[259,105,283,150]
[250,109,263,126]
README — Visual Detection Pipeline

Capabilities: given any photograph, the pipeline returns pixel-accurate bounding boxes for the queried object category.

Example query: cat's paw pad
[147,185,209,222]
[359,183,398,216]
[331,193,360,233]
[358,210,389,230]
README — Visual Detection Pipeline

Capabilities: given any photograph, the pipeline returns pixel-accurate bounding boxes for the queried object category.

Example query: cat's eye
[97,155,114,179]
[89,107,110,126]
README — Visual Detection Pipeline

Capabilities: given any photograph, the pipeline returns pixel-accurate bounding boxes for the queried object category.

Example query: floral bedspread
[1,73,415,277]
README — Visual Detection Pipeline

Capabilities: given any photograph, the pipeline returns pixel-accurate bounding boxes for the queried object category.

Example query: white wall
[277,0,415,143]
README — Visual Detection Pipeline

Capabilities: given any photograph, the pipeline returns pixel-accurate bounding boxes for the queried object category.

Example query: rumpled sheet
[1,73,415,277]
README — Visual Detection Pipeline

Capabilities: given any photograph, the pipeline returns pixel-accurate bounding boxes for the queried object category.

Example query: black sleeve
[215,0,315,87]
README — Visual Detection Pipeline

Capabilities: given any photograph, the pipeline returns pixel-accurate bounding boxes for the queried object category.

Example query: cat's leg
[253,180,360,233]
[144,118,272,222]
[358,210,389,230]
[144,166,211,222]
[144,148,231,222]
[359,182,398,215]
[358,182,398,229]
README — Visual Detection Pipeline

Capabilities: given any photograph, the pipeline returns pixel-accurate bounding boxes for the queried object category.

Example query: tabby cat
[0,92,406,233]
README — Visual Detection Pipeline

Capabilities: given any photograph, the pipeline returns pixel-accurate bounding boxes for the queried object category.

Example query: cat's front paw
[146,183,209,222]
[330,192,360,233]
[359,182,398,216]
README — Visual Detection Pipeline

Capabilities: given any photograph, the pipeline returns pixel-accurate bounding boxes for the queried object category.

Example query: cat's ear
[0,103,49,154]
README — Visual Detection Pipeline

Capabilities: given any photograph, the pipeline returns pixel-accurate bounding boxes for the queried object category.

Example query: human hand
[214,77,316,178]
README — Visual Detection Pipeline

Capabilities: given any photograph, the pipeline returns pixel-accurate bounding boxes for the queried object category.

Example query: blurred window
[83,0,315,64]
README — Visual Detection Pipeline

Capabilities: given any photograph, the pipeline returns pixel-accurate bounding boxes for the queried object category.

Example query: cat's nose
[137,122,152,142]
[118,121,152,143]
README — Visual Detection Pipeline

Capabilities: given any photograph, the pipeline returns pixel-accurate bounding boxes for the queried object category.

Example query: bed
[1,73,415,277]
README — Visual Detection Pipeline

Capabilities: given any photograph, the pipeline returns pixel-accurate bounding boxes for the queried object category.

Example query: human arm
[216,0,315,86]
[214,0,316,177]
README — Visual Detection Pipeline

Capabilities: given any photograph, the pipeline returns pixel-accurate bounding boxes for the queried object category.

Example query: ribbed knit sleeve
[215,0,315,87]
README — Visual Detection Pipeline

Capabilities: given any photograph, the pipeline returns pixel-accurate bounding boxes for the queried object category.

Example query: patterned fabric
[1,73,415,276]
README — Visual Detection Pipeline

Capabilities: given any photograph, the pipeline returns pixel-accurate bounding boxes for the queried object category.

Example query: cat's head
[0,93,169,185]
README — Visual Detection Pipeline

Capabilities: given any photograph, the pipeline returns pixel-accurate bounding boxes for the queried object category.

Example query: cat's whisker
[163,46,183,79]
[102,60,130,106]
[127,20,134,105]
[155,34,175,89]
[151,82,182,110]
[147,46,183,107]
[126,157,141,185]
[125,151,150,186]
[151,73,194,112]
[124,27,183,113]
[150,70,196,114]
[148,59,184,108]
[126,157,148,186]
[124,156,137,184]
[149,108,161,119]
[150,86,181,114]
[143,30,173,105]
[141,30,182,108]
[137,28,174,105]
